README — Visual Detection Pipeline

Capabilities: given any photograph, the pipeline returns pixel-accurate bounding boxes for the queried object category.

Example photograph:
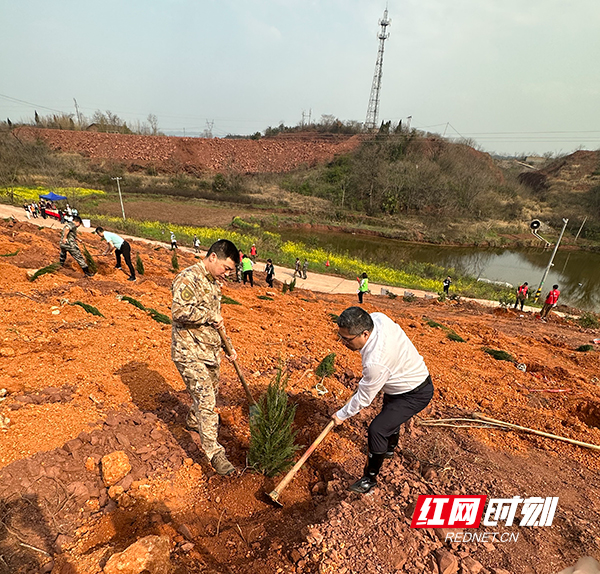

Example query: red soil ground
[0,218,599,574]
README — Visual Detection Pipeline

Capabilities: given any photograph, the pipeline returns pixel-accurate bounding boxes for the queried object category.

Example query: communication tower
[364,8,391,131]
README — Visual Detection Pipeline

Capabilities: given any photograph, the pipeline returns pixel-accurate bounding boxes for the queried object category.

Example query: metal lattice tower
[364,8,391,131]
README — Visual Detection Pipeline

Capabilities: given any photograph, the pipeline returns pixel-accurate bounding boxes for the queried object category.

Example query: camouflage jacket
[171,260,222,364]
[60,221,78,248]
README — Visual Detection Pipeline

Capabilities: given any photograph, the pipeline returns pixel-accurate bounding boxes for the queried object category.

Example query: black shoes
[127,276,136,282]
[348,451,386,494]
[349,475,378,493]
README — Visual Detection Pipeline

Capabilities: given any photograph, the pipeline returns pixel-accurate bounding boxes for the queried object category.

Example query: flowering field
[0,186,105,203]
[86,214,512,300]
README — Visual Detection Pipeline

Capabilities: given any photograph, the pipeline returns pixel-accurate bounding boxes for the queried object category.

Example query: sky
[1,0,599,156]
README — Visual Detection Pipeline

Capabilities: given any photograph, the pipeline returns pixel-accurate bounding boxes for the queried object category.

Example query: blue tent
[39,191,67,201]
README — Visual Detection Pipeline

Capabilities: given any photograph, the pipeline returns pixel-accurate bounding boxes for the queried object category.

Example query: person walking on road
[242,254,254,287]
[443,276,452,296]
[540,284,560,320]
[95,227,136,282]
[357,272,369,304]
[265,259,275,288]
[294,257,302,278]
[514,282,529,311]
[332,307,433,494]
[171,239,240,476]
[302,259,309,280]
[59,216,94,277]
[193,235,201,254]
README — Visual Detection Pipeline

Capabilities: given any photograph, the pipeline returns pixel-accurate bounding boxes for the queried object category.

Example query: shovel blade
[267,490,283,507]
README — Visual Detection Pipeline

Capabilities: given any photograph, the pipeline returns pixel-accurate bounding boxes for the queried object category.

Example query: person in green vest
[357,272,369,304]
[242,254,254,287]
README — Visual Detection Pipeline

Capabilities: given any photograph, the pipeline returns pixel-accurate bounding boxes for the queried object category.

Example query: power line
[0,93,67,114]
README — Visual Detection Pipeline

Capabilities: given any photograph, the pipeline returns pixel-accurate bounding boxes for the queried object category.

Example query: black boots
[384,431,400,459]
[349,452,386,494]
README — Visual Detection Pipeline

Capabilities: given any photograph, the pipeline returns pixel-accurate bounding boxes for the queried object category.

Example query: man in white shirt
[95,227,136,282]
[332,307,433,493]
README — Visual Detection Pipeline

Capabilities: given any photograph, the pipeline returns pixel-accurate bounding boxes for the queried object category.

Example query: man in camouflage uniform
[171,239,240,475]
[59,216,94,277]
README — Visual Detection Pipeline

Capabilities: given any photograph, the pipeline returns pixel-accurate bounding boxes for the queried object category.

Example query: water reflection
[277,228,600,311]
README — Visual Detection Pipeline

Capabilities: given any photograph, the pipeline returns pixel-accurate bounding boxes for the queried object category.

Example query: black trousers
[358,291,365,304]
[266,274,274,287]
[243,270,254,286]
[116,241,136,278]
[368,376,434,453]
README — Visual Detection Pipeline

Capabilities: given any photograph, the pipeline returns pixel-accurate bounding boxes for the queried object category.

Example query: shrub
[136,254,145,275]
[248,369,300,477]
[498,294,512,309]
[576,344,594,352]
[482,347,515,362]
[578,312,599,329]
[289,278,297,292]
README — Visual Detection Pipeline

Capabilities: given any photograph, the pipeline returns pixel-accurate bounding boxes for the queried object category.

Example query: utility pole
[111,177,126,220]
[365,7,391,131]
[73,98,83,128]
[533,218,568,302]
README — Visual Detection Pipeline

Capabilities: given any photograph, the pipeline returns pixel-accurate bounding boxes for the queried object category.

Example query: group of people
[513,281,562,320]
[293,257,309,279]
[57,216,136,282]
[171,239,433,493]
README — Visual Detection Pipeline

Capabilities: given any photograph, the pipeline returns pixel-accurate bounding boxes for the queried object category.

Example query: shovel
[268,420,335,506]
[218,326,259,417]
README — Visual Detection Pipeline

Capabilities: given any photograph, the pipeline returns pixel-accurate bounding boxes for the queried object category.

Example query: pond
[277,228,600,312]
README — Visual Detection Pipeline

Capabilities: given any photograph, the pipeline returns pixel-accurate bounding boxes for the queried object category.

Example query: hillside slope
[0,219,599,573]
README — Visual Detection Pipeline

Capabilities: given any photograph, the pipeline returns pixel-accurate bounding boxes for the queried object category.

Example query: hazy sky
[1,0,599,155]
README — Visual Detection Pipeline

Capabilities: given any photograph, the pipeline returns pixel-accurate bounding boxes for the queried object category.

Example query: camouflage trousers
[174,359,223,460]
[59,243,86,270]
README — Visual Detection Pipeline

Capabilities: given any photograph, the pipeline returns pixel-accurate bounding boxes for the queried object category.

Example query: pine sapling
[29,262,60,282]
[248,369,300,477]
[71,301,104,317]
[171,251,179,272]
[136,253,145,275]
[315,353,336,378]
[83,245,98,274]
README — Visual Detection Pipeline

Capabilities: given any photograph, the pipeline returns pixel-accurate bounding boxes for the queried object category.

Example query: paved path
[0,203,544,314]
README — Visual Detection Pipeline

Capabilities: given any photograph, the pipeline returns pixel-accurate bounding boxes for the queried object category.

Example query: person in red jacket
[514,282,529,311]
[540,284,560,320]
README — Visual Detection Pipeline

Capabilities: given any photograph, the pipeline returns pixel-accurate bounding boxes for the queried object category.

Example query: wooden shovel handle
[271,420,336,498]
[217,326,257,406]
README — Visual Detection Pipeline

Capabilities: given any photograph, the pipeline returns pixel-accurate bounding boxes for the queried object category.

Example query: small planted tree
[171,251,179,272]
[83,245,97,274]
[248,369,300,477]
[136,254,145,275]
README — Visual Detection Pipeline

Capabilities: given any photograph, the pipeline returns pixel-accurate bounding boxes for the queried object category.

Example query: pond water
[277,228,600,312]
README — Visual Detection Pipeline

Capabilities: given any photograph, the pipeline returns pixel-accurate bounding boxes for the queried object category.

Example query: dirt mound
[12,127,361,175]
[0,219,599,573]
[542,150,600,192]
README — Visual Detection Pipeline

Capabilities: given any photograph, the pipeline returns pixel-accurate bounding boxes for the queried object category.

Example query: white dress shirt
[336,312,429,421]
